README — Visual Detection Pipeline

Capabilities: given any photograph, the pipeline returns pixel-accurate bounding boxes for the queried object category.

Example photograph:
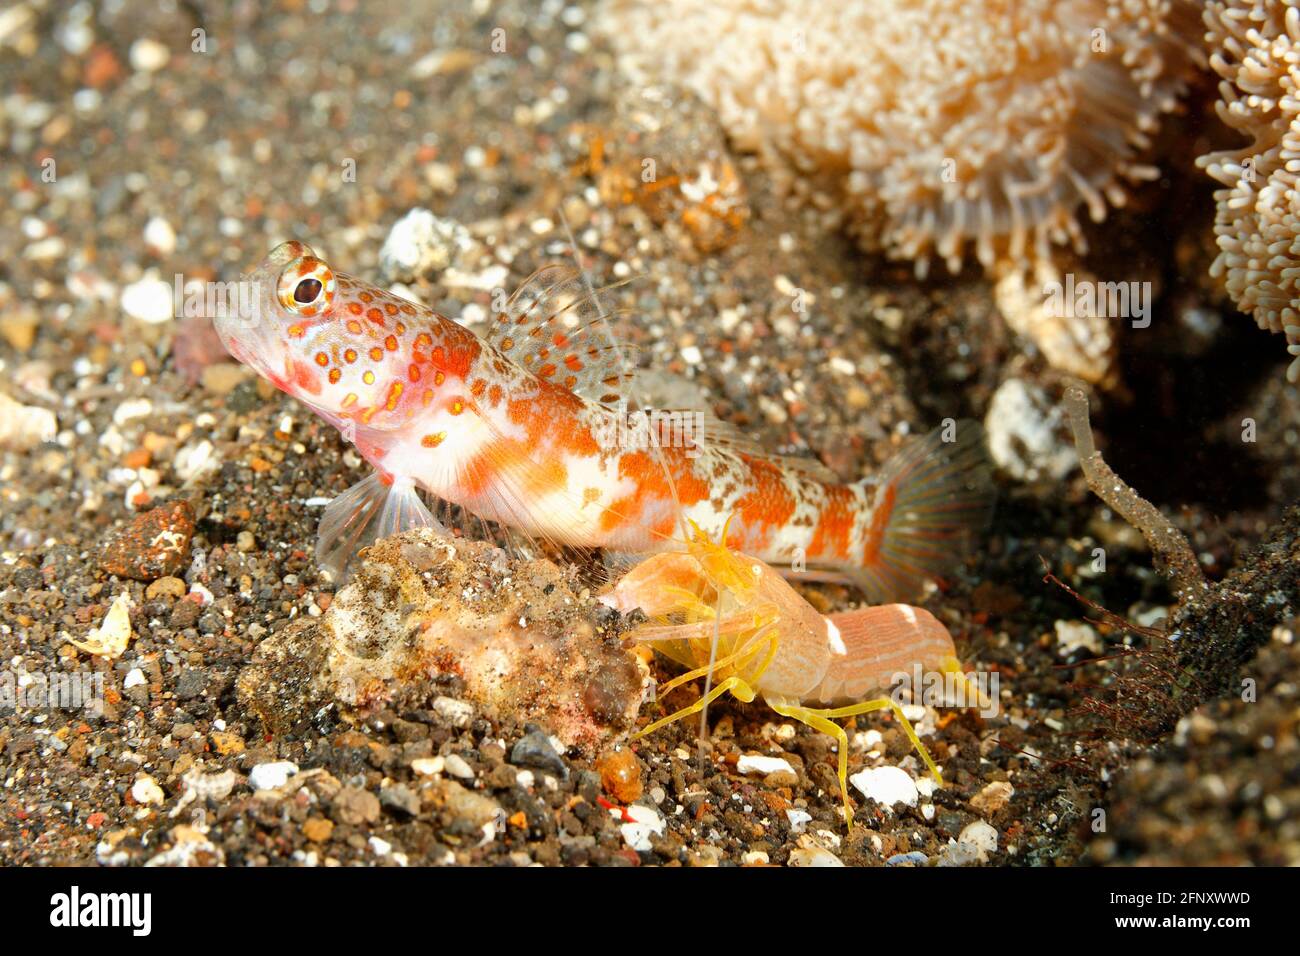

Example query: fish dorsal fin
[690,414,764,456]
[488,264,639,406]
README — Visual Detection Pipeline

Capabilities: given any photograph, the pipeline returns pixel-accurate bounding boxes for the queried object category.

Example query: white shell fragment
[984,378,1078,482]
[787,847,844,867]
[68,592,132,658]
[735,754,795,776]
[379,208,477,282]
[958,820,999,862]
[131,774,165,806]
[1055,619,1103,656]
[0,392,57,451]
[849,765,918,811]
[785,808,812,832]
[616,803,665,852]
[248,761,299,791]
[120,275,174,324]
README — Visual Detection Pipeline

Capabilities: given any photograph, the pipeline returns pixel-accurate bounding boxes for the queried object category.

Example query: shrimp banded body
[214,240,994,592]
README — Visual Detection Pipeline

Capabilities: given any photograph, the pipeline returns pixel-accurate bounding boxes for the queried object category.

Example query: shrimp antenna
[556,205,716,761]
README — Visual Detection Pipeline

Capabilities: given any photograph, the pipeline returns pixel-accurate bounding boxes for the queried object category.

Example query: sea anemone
[1198,0,1300,381]
[597,0,1203,277]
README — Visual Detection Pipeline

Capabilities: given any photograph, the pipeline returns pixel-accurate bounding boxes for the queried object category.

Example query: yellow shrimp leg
[657,624,778,697]
[631,675,757,741]
[768,697,942,828]
[939,655,994,711]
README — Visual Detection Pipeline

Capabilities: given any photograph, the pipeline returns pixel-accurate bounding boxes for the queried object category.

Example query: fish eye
[294,277,323,305]
[277,255,336,317]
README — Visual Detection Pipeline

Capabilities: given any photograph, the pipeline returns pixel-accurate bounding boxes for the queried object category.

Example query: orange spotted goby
[213,240,995,591]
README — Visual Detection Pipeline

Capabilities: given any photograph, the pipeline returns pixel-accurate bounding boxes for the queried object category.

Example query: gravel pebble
[332,787,382,826]
[248,761,299,791]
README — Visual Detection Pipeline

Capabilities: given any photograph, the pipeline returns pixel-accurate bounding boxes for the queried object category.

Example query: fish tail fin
[849,419,994,603]
[315,472,445,582]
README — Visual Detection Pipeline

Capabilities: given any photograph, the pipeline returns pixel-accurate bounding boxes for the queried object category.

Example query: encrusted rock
[237,528,649,751]
[98,500,195,582]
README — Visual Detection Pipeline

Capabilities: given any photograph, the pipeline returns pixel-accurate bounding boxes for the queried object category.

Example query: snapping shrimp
[603,519,990,827]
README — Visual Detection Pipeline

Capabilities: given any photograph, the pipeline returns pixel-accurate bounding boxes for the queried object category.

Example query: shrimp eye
[277,255,336,318]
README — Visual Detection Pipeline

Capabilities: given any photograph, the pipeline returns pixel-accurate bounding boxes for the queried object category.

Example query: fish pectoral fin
[315,472,444,583]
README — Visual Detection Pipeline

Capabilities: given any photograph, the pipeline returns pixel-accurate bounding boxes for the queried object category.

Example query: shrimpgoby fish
[213,240,994,595]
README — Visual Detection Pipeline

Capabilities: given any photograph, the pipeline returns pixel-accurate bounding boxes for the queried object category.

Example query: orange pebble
[596,749,642,803]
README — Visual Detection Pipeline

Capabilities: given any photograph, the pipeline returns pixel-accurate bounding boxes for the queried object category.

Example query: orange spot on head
[434,371,446,386]
[348,304,363,317]
[422,389,434,406]
[422,432,446,448]
[287,324,306,338]
[359,291,373,303]
[369,347,383,361]
[415,332,432,348]
[564,355,583,372]
[315,352,329,367]
[385,335,398,351]
[386,382,403,410]
[385,303,398,316]
[363,371,375,385]
[450,399,464,415]
[537,363,557,379]
[328,368,341,384]
[400,304,416,315]
[344,348,357,363]
[367,308,384,325]
[408,363,421,382]
[347,318,363,333]
[341,393,358,408]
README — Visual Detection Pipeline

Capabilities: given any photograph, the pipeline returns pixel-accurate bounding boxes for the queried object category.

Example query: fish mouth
[210,270,286,381]
[213,312,277,378]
